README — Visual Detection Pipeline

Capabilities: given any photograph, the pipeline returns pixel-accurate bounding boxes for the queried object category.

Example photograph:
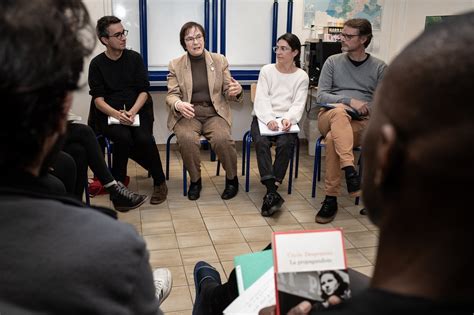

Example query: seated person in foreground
[252,32,309,216]
[89,15,168,205]
[166,21,243,201]
[0,1,171,313]
[64,122,147,211]
[315,18,386,224]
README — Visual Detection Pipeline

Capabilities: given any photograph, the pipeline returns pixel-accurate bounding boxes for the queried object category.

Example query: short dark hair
[179,21,206,51]
[96,15,121,45]
[319,270,349,300]
[277,33,302,68]
[0,0,94,170]
[344,18,373,48]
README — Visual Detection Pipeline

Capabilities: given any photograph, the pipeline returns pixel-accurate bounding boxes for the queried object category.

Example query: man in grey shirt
[316,18,386,224]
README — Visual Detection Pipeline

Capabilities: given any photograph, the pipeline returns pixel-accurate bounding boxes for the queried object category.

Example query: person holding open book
[315,18,386,224]
[251,33,309,216]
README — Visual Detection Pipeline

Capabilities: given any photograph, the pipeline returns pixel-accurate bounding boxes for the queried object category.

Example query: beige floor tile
[271,224,305,232]
[141,209,172,222]
[214,243,252,261]
[233,214,269,228]
[291,210,317,223]
[173,218,207,233]
[301,222,334,230]
[142,220,175,236]
[248,241,272,252]
[240,226,274,242]
[203,215,238,230]
[208,228,246,245]
[345,248,372,268]
[352,265,375,278]
[143,233,178,251]
[160,285,193,313]
[358,246,378,264]
[265,211,299,226]
[149,249,182,268]
[171,208,203,220]
[176,231,212,248]
[165,310,193,315]
[180,245,219,265]
[345,231,379,248]
[166,265,188,287]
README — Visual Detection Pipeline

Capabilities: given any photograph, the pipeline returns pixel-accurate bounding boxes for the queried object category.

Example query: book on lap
[107,114,140,127]
[318,103,362,120]
[258,118,300,136]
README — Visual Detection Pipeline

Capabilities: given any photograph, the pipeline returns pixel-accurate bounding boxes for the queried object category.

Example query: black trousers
[49,151,76,195]
[99,113,165,186]
[63,123,115,199]
[250,117,297,184]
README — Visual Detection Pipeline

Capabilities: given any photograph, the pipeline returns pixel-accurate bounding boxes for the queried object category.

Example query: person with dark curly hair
[0,0,170,313]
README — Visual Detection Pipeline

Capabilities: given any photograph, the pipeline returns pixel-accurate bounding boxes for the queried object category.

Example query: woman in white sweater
[251,33,309,216]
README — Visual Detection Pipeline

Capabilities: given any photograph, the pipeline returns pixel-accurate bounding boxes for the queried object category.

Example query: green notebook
[234,249,273,295]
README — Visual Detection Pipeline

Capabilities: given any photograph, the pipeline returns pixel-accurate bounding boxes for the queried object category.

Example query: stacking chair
[165,133,221,196]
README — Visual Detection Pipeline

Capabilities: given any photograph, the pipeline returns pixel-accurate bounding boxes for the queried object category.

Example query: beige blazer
[166,50,243,130]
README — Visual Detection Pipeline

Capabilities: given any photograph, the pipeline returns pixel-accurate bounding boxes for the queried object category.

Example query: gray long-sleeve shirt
[316,53,387,109]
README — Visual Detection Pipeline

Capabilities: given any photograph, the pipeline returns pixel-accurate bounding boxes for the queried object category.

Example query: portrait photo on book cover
[276,269,351,313]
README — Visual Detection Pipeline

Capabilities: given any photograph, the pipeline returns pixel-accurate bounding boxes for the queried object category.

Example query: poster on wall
[304,0,384,30]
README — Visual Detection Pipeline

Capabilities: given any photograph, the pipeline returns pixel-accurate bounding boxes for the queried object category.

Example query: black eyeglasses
[108,30,128,39]
[339,32,360,40]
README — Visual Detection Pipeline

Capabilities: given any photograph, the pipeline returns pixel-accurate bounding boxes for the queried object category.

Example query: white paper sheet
[223,267,275,315]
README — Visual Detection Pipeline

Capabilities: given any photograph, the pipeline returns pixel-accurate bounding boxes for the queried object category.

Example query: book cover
[318,103,362,120]
[258,118,300,136]
[272,229,350,315]
[234,249,273,295]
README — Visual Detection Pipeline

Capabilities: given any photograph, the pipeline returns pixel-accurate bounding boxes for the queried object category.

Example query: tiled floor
[89,143,377,314]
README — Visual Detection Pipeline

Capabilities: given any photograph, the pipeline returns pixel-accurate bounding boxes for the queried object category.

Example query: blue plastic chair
[165,133,221,196]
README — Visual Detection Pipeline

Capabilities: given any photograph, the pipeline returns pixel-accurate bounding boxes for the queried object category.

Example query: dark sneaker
[192,261,222,315]
[109,182,147,212]
[188,181,202,201]
[261,192,284,217]
[315,197,338,224]
[360,208,368,215]
[346,172,361,197]
[151,182,168,205]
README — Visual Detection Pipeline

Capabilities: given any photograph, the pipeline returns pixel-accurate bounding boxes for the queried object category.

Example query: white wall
[72,0,473,144]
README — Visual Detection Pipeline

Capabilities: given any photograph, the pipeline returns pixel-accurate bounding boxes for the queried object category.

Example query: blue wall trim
[272,1,278,63]
[212,0,218,52]
[204,0,210,50]
[287,0,293,33]
[220,0,226,55]
[139,0,148,66]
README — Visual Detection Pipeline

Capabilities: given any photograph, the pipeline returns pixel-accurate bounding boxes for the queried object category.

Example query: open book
[258,118,300,136]
[108,114,140,127]
[318,103,362,120]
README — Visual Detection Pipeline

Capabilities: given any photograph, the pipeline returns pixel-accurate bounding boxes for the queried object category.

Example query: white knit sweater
[253,64,309,125]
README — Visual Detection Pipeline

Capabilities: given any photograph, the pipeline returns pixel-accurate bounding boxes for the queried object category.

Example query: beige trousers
[173,105,237,183]
[318,107,368,196]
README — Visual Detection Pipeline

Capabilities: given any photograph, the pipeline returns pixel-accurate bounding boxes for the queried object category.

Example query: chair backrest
[250,83,257,103]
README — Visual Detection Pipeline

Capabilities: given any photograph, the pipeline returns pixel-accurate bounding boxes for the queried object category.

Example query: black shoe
[261,192,284,217]
[360,208,368,215]
[109,182,147,212]
[315,197,338,224]
[346,172,361,197]
[188,181,202,200]
[221,178,239,200]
